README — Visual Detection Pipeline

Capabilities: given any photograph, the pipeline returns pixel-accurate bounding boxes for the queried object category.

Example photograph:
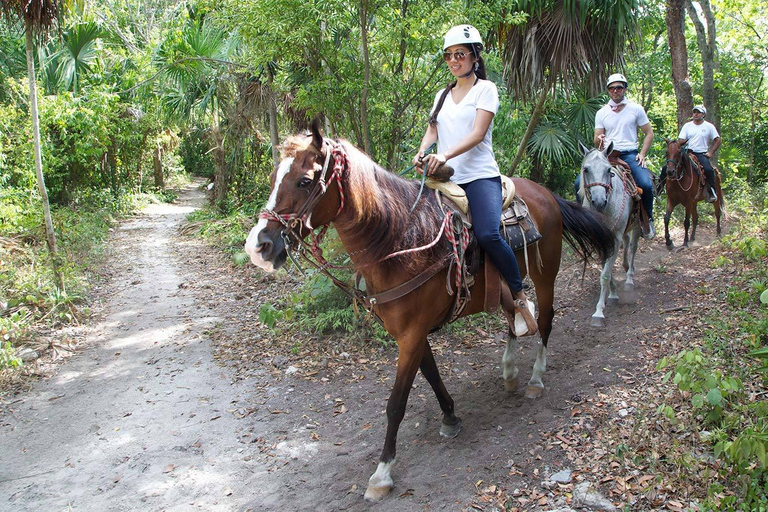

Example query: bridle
[581,160,614,204]
[258,140,348,246]
[665,143,695,191]
[582,161,629,233]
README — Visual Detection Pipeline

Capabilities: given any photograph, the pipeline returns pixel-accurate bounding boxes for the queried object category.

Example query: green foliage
[0,341,22,369]
[657,349,742,424]
[179,129,215,178]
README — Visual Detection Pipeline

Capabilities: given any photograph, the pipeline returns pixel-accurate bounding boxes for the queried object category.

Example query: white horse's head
[579,141,615,212]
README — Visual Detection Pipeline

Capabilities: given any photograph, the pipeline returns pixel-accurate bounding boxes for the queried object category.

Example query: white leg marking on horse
[526,341,547,398]
[364,461,395,502]
[502,332,519,391]
[244,158,294,271]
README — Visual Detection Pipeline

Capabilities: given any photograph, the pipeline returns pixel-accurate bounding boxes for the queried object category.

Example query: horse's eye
[297,177,313,189]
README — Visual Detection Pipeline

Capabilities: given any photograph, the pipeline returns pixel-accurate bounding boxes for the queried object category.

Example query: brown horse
[244,121,615,502]
[663,139,723,248]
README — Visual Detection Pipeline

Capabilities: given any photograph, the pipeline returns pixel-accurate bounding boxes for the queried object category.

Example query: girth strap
[366,257,450,306]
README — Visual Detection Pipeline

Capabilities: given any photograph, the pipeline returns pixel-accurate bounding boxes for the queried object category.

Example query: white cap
[606,73,628,88]
[443,25,483,51]
[693,105,707,115]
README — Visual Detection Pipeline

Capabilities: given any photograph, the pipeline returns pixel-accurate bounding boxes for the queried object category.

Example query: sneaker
[513,290,538,337]
[707,187,717,203]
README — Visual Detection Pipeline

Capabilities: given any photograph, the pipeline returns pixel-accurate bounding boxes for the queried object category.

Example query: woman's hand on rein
[423,153,447,176]
[413,151,424,168]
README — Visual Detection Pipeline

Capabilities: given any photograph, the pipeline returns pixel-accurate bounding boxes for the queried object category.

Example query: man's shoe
[707,187,718,203]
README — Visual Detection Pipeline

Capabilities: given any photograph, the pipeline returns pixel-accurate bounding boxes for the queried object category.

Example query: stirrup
[513,298,538,337]
[707,187,717,203]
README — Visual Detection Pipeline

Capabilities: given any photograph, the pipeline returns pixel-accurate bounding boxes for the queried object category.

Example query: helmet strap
[459,61,479,79]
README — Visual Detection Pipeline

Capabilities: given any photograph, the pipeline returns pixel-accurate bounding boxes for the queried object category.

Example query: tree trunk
[667,0,693,130]
[507,75,553,177]
[153,144,165,189]
[266,75,280,167]
[211,109,228,209]
[25,25,62,290]
[358,0,372,156]
[686,0,720,134]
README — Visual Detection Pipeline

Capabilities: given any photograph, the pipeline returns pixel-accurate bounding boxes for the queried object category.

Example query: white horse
[578,142,641,327]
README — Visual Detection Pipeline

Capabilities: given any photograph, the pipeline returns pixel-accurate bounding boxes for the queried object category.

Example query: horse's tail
[555,195,616,263]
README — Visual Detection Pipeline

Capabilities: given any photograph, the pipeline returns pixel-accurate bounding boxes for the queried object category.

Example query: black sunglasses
[607,85,625,91]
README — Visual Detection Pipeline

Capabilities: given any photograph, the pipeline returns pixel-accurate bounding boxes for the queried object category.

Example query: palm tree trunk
[26,24,62,290]
[153,144,164,189]
[507,75,553,177]
[211,108,228,209]
[266,76,280,167]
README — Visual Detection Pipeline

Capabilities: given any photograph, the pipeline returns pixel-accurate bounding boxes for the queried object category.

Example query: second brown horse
[663,139,724,248]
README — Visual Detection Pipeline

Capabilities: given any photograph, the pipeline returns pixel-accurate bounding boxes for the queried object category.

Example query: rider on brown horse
[666,105,721,203]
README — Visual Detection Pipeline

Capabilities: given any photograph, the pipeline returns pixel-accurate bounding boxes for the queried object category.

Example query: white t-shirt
[594,102,651,152]
[430,79,500,184]
[678,121,719,153]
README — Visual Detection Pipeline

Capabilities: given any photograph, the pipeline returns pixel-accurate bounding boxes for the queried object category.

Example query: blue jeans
[460,177,523,294]
[574,150,654,220]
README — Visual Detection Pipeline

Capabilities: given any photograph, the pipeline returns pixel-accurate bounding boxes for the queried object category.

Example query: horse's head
[244,120,344,272]
[579,141,614,212]
[665,138,684,176]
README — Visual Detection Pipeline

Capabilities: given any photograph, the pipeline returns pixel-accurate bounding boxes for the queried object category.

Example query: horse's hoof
[365,468,394,502]
[439,418,462,438]
[504,375,519,393]
[623,282,635,292]
[525,385,544,399]
[590,316,605,327]
[607,297,619,305]
[364,483,392,502]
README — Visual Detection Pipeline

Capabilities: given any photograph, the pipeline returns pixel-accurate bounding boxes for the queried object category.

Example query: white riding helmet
[606,73,628,88]
[693,105,707,115]
[443,25,483,51]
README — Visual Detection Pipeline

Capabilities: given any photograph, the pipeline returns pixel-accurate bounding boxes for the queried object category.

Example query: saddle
[607,151,651,235]
[424,176,543,323]
[682,150,710,192]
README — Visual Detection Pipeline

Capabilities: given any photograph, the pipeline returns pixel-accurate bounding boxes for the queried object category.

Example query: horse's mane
[281,134,449,272]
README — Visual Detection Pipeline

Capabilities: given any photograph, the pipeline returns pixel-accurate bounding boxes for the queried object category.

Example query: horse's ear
[310,117,324,151]
[604,141,614,155]
[578,141,590,156]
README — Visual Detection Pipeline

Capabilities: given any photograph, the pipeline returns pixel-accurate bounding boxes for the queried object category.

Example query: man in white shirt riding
[676,105,721,203]
[575,73,656,238]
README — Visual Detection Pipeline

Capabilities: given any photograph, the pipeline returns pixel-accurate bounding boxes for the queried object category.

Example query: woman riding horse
[244,121,615,501]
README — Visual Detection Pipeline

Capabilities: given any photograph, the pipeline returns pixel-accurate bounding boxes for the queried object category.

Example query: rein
[582,167,629,233]
[258,141,470,322]
[666,147,696,192]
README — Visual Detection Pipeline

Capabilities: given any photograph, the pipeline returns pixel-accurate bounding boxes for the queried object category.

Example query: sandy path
[0,184,259,511]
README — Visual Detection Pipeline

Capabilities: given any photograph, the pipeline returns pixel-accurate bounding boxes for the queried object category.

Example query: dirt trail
[0,183,723,512]
[1,184,259,511]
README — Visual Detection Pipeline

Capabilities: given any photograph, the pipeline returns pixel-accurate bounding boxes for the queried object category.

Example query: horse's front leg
[591,242,619,327]
[683,206,692,247]
[365,336,425,502]
[419,340,462,438]
[664,201,674,249]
